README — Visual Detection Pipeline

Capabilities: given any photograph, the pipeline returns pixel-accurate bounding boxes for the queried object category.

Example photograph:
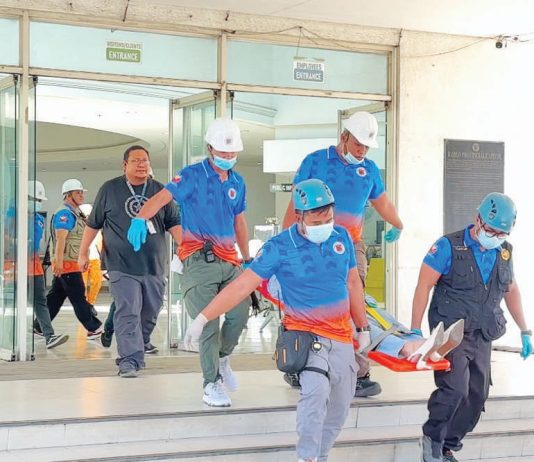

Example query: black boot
[354,372,382,397]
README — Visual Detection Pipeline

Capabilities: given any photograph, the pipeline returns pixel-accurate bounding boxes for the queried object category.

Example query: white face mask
[303,222,334,244]
[344,152,365,165]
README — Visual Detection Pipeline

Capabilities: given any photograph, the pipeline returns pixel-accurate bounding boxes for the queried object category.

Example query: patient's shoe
[408,322,444,369]
[430,319,464,361]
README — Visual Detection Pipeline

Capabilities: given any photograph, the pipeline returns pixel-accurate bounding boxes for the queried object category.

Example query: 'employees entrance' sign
[106,41,142,63]
[293,59,325,83]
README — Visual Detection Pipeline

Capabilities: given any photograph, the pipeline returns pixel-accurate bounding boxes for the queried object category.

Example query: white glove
[184,313,209,352]
[355,331,371,352]
[170,254,184,274]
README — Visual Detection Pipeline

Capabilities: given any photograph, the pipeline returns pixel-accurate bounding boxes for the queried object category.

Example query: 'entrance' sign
[293,59,325,83]
[106,41,142,63]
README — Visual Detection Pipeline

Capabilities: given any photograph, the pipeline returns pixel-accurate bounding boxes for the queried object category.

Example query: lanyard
[126,180,147,208]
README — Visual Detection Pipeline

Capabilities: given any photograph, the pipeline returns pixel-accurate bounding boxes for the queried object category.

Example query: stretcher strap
[365,306,392,330]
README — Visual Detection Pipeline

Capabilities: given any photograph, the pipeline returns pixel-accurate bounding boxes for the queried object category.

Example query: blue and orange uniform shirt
[53,206,81,273]
[165,158,246,266]
[423,225,504,284]
[28,212,45,276]
[249,224,356,343]
[293,146,384,243]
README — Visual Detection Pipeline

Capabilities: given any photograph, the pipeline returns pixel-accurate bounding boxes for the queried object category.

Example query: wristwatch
[355,326,371,332]
[521,329,532,336]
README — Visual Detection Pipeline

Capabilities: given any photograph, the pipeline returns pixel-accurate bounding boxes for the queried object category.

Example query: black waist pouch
[274,327,315,374]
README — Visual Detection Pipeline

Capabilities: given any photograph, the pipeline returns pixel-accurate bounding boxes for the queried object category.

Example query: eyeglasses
[128,158,150,165]
[479,217,509,239]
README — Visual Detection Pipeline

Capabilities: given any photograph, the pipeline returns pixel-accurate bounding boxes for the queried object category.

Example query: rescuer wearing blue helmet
[183,179,369,462]
[411,192,531,462]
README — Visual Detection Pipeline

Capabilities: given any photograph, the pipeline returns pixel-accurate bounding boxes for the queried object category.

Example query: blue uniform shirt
[423,225,501,284]
[31,213,45,253]
[165,158,246,265]
[250,224,356,343]
[293,146,384,243]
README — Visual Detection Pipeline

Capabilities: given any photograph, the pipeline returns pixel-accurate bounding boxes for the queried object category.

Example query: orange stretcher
[367,351,450,372]
[256,279,450,372]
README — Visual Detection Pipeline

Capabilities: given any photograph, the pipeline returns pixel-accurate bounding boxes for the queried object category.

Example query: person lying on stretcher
[263,277,464,371]
[359,304,464,370]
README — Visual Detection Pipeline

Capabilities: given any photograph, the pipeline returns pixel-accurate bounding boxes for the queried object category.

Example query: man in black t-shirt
[78,146,180,377]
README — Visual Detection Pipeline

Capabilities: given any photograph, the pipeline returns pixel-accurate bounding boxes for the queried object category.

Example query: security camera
[495,41,503,49]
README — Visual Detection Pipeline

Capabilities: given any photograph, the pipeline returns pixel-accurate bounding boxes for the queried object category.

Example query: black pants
[46,272,102,332]
[423,330,492,451]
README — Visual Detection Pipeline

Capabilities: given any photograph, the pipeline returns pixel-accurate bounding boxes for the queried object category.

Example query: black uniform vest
[428,229,513,341]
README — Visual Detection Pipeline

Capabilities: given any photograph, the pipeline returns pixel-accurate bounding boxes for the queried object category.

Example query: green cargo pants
[180,251,250,386]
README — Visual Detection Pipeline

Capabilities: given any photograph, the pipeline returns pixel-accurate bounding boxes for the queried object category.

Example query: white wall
[397,31,534,346]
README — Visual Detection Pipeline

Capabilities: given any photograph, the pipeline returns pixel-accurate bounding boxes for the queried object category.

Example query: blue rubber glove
[127,218,148,252]
[384,226,402,243]
[365,294,378,308]
[411,328,423,337]
[521,334,533,359]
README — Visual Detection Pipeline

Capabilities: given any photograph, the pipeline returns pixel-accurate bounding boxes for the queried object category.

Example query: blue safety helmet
[293,179,335,212]
[477,192,516,233]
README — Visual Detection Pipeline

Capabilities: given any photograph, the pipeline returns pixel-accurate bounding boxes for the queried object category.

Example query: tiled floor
[0,350,533,423]
[32,290,280,361]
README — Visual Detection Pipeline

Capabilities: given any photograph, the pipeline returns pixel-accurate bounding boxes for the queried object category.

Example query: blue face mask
[477,230,505,249]
[212,154,237,171]
[29,200,42,212]
[344,152,365,165]
[304,222,334,244]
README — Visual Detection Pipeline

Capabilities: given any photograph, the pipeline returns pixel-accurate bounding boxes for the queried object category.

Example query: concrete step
[1,395,534,452]
[2,418,534,462]
[0,397,534,452]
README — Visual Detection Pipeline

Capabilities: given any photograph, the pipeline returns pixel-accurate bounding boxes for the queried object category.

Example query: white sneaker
[203,379,231,407]
[219,356,239,392]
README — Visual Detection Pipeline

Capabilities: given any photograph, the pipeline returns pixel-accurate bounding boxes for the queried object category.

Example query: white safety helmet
[204,118,243,152]
[62,178,87,195]
[79,203,93,216]
[28,180,47,201]
[342,111,379,148]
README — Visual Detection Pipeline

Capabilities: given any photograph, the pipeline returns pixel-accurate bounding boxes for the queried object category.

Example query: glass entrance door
[339,103,388,308]
[167,91,216,348]
[0,75,19,360]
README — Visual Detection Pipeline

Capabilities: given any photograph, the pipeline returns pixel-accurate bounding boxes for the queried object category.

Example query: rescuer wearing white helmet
[282,111,403,397]
[28,180,69,349]
[127,118,251,406]
[46,178,103,339]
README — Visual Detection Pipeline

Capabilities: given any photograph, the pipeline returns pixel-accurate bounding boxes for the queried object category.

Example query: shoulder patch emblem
[429,244,438,255]
[333,241,345,254]
[501,248,511,261]
[356,167,367,177]
[228,188,237,200]
[172,175,182,183]
[59,215,68,223]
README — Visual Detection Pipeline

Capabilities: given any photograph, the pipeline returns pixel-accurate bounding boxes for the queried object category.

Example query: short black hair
[123,145,150,162]
[296,203,335,216]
